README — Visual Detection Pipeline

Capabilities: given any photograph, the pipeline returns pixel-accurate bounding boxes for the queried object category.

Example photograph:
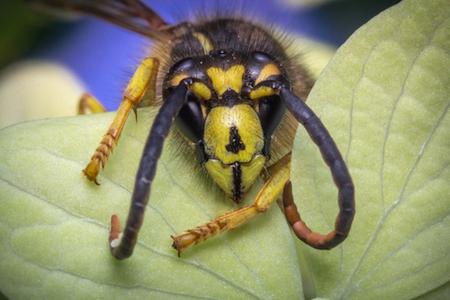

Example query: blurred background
[0,0,400,128]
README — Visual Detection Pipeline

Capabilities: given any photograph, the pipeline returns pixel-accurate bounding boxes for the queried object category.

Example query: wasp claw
[171,235,182,257]
[133,106,138,122]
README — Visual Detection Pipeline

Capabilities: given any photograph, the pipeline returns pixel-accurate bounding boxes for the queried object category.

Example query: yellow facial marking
[170,73,189,87]
[193,32,213,54]
[254,63,281,85]
[206,65,245,96]
[204,160,233,195]
[171,74,211,100]
[249,86,276,100]
[241,155,266,191]
[191,82,212,100]
[204,104,264,165]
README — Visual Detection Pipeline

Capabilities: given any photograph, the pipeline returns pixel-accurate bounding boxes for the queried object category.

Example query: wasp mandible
[31,0,355,260]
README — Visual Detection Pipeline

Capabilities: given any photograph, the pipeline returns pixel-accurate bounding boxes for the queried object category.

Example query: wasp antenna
[276,85,355,249]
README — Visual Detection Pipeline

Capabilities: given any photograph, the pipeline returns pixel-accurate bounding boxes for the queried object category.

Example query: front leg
[171,154,292,256]
[83,57,159,184]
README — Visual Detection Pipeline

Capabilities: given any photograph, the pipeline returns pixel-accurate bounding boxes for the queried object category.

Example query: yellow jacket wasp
[30,0,355,260]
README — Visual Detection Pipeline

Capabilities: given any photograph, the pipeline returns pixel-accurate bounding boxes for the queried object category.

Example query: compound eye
[258,95,285,143]
[175,96,205,143]
[247,53,282,100]
[169,57,195,74]
[168,58,212,101]
[252,51,273,64]
[168,58,196,87]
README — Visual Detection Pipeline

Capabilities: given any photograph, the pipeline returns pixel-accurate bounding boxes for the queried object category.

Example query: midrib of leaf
[344,42,379,165]
[340,42,380,275]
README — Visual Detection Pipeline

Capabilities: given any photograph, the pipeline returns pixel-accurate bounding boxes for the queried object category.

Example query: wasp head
[164,49,287,202]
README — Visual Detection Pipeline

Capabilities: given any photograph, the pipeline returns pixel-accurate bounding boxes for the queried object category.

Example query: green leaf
[414,281,450,300]
[0,109,303,299]
[291,0,450,299]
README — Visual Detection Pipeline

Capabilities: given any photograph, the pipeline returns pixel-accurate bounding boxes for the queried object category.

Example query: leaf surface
[291,0,450,299]
[0,109,303,299]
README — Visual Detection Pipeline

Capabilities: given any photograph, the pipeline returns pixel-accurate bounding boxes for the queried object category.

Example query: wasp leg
[171,154,292,256]
[109,79,191,260]
[83,57,159,184]
[78,92,106,115]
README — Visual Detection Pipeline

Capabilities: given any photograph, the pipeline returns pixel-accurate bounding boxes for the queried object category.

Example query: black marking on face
[226,126,246,154]
[232,162,242,203]
[221,90,241,107]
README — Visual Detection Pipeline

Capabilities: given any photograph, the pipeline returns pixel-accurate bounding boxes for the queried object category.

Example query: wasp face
[165,49,286,202]
[203,103,266,202]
